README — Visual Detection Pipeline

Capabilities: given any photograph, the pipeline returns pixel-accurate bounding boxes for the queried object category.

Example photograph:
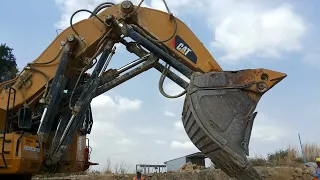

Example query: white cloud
[54,0,150,29]
[55,0,307,63]
[54,0,99,29]
[54,0,196,30]
[173,121,184,132]
[170,140,197,150]
[149,0,196,15]
[164,111,176,117]
[247,112,300,157]
[86,94,143,170]
[251,112,295,142]
[116,138,132,145]
[156,140,167,144]
[207,1,307,62]
[92,95,142,111]
[86,93,201,171]
[302,52,320,69]
[132,126,156,135]
[91,95,142,120]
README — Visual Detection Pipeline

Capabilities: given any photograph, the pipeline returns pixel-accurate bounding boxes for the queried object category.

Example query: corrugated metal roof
[164,152,206,164]
[186,152,206,158]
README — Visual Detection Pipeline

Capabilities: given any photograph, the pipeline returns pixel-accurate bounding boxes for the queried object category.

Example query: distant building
[135,164,167,174]
[164,152,206,172]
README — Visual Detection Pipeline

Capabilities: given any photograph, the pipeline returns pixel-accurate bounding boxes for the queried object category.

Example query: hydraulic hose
[27,48,63,66]
[25,66,49,100]
[68,39,109,111]
[130,0,177,43]
[90,2,115,17]
[70,9,105,38]
[158,63,186,99]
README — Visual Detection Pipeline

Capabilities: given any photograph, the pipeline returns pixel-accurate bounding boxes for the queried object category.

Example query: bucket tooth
[182,69,286,180]
[260,68,287,89]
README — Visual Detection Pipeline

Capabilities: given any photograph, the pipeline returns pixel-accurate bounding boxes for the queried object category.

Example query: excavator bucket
[182,69,286,180]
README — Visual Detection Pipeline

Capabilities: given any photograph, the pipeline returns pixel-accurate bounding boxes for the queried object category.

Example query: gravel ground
[32,166,315,180]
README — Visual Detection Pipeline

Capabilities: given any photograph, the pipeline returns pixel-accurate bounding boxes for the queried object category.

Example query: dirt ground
[33,166,315,180]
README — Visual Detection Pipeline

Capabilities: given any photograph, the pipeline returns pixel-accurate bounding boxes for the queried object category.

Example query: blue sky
[1,0,319,172]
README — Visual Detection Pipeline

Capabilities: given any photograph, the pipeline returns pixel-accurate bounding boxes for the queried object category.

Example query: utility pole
[298,133,307,164]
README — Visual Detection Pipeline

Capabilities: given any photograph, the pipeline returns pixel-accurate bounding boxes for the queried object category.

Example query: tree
[0,43,18,83]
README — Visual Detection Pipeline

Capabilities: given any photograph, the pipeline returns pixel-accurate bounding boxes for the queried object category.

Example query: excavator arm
[0,1,286,179]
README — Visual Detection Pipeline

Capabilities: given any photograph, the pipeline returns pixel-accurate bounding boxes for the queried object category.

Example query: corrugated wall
[187,157,205,167]
[166,157,186,172]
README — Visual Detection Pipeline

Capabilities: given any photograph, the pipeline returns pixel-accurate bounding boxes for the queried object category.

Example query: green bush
[267,149,288,161]
[249,156,268,166]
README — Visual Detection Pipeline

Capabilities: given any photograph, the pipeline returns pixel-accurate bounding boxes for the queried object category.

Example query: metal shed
[164,152,206,172]
[136,164,167,174]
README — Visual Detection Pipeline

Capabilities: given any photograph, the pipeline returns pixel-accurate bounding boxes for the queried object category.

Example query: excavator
[0,1,287,179]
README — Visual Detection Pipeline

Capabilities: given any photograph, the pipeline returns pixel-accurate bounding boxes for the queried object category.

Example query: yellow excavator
[0,1,286,179]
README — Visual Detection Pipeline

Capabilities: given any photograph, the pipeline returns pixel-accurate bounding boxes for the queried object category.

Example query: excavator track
[182,70,285,180]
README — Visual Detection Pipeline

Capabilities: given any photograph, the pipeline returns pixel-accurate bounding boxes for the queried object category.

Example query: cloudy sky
[1,0,319,172]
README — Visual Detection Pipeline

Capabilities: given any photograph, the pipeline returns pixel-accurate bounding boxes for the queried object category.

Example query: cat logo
[173,35,197,63]
[176,43,192,56]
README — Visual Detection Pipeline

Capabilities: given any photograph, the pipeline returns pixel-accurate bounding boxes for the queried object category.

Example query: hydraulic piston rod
[124,25,194,78]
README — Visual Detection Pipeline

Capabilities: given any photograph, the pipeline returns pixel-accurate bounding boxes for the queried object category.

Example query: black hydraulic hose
[70,9,106,37]
[158,63,186,99]
[25,66,49,100]
[27,48,63,66]
[90,2,115,17]
[93,4,113,15]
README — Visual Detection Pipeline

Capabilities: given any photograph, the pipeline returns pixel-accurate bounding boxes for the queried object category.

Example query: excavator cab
[18,107,33,129]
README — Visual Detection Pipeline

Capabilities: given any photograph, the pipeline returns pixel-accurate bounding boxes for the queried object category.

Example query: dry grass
[102,158,132,175]
[33,143,319,179]
[113,161,131,174]
[249,142,320,167]
[50,142,319,177]
[104,158,112,174]
[302,142,320,162]
[248,155,268,166]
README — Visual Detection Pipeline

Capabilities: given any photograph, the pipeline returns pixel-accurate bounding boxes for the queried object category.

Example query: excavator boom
[0,1,286,179]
